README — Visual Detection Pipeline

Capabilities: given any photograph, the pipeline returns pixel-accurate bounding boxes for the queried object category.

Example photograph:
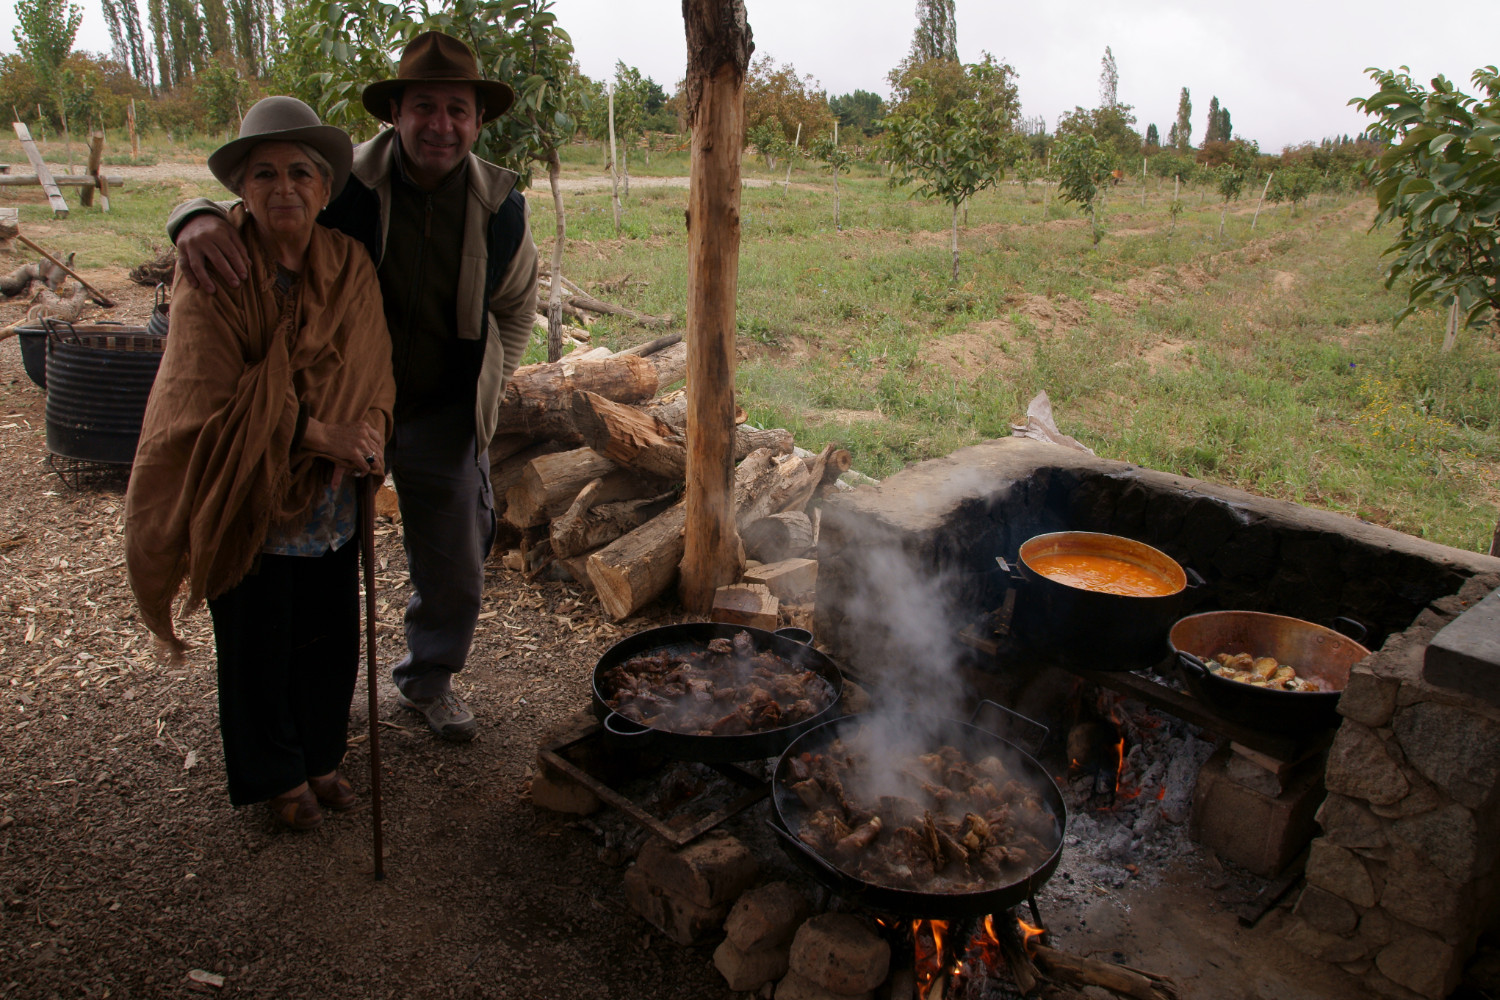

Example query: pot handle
[601,711,653,740]
[1183,566,1206,590]
[154,282,169,311]
[971,699,1049,756]
[41,317,80,345]
[1331,617,1368,644]
[994,556,1026,586]
[1176,651,1211,680]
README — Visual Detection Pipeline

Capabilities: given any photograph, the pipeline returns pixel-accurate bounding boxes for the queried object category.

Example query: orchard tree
[830,89,885,136]
[1054,132,1113,246]
[884,53,1020,280]
[1213,142,1256,237]
[809,132,852,229]
[745,54,835,147]
[1352,65,1500,332]
[1056,103,1141,167]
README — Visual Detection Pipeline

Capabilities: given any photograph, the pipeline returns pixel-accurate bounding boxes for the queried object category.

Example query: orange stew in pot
[1028,553,1177,597]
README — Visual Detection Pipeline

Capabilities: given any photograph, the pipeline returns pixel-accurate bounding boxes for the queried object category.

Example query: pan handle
[970,699,1049,756]
[1331,617,1368,644]
[1176,651,1211,680]
[1183,566,1206,590]
[994,556,1026,586]
[42,317,80,345]
[601,711,654,741]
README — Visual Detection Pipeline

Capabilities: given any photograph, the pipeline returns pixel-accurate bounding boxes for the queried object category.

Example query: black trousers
[207,542,360,806]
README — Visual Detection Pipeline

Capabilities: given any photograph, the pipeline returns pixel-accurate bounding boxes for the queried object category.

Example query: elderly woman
[126,97,395,831]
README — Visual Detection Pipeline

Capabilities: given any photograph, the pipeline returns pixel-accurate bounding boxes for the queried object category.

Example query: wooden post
[545,147,566,362]
[608,84,621,234]
[1442,300,1460,353]
[1141,156,1147,207]
[13,122,68,218]
[783,121,800,193]
[82,130,108,210]
[832,122,840,230]
[1251,171,1273,231]
[679,0,753,613]
[128,99,138,158]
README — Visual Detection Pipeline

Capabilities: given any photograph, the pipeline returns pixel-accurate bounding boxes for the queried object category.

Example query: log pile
[487,337,849,622]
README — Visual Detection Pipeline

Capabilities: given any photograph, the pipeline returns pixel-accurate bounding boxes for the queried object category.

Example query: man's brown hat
[361,31,515,124]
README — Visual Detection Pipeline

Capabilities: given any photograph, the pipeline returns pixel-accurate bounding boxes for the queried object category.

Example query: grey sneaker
[397,690,477,742]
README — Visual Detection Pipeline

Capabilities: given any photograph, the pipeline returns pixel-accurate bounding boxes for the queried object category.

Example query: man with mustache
[170,32,540,743]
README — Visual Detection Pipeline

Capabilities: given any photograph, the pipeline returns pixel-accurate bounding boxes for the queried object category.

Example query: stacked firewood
[488,336,850,622]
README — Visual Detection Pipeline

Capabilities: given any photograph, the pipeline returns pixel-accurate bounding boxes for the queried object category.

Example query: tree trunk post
[950,202,960,281]
[783,121,800,193]
[546,148,567,362]
[1442,299,1460,353]
[608,84,621,234]
[1252,171,1273,231]
[679,0,754,613]
[128,99,139,158]
[832,122,840,230]
[1141,156,1147,208]
[1172,174,1180,232]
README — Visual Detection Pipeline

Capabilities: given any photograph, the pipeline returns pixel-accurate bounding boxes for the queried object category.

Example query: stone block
[1306,841,1377,908]
[1338,664,1398,728]
[1390,802,1487,882]
[775,969,871,1000]
[1392,700,1500,810]
[1294,884,1358,935]
[1375,928,1462,999]
[1380,853,1472,938]
[1282,915,1377,963]
[1368,768,1440,819]
[714,938,790,992]
[1324,721,1408,806]
[1190,747,1324,877]
[1315,794,1388,851]
[1225,749,1289,797]
[637,833,759,909]
[1424,589,1500,708]
[1359,906,1393,948]
[622,867,727,946]
[788,913,891,995]
[725,882,811,954]
[743,558,819,601]
[528,765,602,815]
[1364,969,1429,1000]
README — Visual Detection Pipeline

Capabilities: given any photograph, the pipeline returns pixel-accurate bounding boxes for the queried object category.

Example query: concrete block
[1191,746,1324,877]
[1423,588,1500,707]
[622,866,727,946]
[637,833,759,909]
[788,913,890,995]
[725,881,811,953]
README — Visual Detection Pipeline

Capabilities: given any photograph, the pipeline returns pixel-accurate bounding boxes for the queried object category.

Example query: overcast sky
[6,0,1498,151]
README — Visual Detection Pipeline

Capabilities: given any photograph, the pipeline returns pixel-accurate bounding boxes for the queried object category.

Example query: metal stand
[46,454,129,492]
[537,724,770,848]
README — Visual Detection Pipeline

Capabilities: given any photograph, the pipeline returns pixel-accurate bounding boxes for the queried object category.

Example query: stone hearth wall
[816,438,1500,683]
[1284,577,1500,1000]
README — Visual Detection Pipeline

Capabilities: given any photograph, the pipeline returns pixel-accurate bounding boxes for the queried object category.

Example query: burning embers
[901,914,1045,998]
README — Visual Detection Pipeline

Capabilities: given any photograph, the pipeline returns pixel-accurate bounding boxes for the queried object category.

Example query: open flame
[910,916,1047,997]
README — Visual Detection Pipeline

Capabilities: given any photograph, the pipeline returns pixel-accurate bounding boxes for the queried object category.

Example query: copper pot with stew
[1006,531,1201,669]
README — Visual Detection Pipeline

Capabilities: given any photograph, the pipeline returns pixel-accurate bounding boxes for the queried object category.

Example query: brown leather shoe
[307,770,358,811]
[267,785,323,830]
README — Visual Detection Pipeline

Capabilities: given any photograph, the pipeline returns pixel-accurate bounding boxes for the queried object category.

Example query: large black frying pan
[591,622,844,764]
[768,706,1066,919]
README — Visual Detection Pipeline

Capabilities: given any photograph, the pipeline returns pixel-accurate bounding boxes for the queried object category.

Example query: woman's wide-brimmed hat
[361,31,515,124]
[208,96,353,197]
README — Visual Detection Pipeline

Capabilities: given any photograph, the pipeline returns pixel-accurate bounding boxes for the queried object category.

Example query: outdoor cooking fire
[909,915,1047,998]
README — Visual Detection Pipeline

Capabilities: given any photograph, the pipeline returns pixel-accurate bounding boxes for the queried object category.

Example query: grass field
[3,136,1496,551]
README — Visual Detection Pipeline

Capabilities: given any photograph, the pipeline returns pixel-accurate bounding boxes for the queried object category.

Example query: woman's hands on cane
[302,417,385,488]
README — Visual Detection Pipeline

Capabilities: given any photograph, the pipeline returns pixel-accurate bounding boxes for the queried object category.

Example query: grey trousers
[387,400,495,701]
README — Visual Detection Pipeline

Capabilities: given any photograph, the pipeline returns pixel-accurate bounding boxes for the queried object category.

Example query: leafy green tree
[909,0,957,64]
[1352,65,1500,332]
[195,54,252,131]
[1145,123,1159,148]
[1267,164,1317,215]
[746,116,789,169]
[829,89,885,136]
[12,0,81,125]
[883,54,1020,279]
[809,133,852,229]
[1169,86,1191,150]
[100,0,152,88]
[1056,103,1141,166]
[1054,132,1113,246]
[745,54,836,146]
[1205,96,1221,143]
[1099,46,1118,107]
[1213,142,1256,237]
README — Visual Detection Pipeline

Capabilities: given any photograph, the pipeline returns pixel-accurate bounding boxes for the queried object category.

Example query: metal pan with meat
[591,623,844,763]
[770,712,1066,919]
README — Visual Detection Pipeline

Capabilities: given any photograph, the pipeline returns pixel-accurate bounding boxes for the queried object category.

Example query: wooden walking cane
[358,473,385,880]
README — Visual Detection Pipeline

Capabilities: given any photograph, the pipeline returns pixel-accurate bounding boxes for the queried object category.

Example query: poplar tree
[12,0,82,121]
[146,0,170,89]
[1098,46,1118,107]
[910,0,958,64]
[1217,105,1232,142]
[1145,123,1159,147]
[1206,96,1221,143]
[1172,86,1191,150]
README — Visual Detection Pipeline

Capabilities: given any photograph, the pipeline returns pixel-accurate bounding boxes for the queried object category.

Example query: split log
[22,283,89,326]
[490,440,569,500]
[572,390,686,480]
[618,332,682,357]
[551,478,678,558]
[493,352,673,444]
[742,557,816,600]
[1032,944,1180,1000]
[1,254,70,296]
[588,447,779,621]
[568,292,671,328]
[741,511,814,562]
[504,448,665,529]
[642,387,748,431]
[712,582,778,630]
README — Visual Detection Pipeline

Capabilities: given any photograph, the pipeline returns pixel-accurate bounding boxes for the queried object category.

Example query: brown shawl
[125,205,395,659]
